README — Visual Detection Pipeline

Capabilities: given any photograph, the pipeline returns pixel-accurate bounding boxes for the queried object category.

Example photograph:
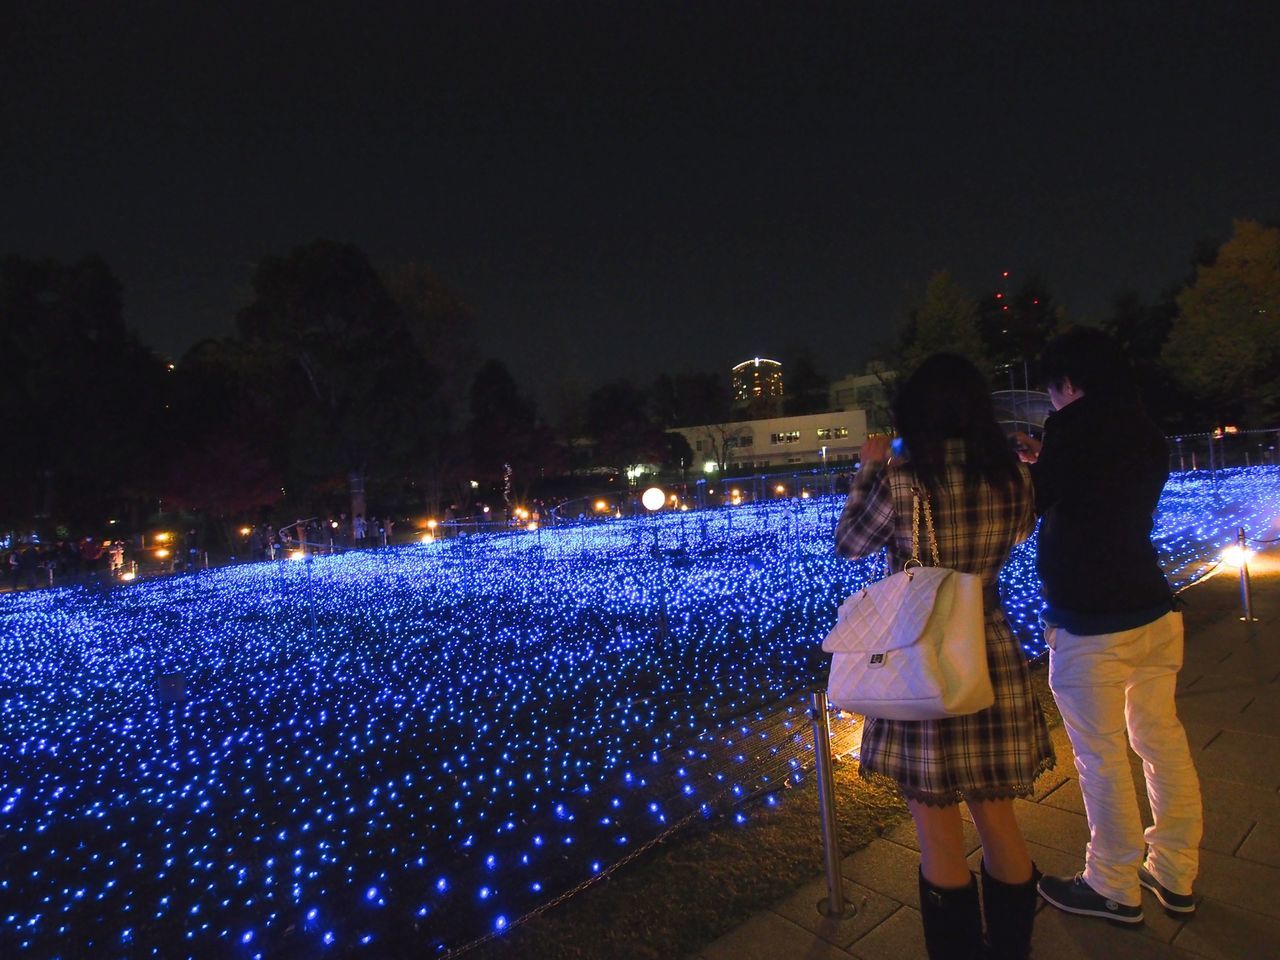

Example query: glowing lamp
[641,487,666,512]
[1221,545,1254,568]
[155,548,170,559]
[594,500,608,512]
[239,526,252,537]
[702,461,718,474]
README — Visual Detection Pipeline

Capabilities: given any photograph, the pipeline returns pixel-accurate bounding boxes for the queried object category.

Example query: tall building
[828,365,895,433]
[731,357,784,414]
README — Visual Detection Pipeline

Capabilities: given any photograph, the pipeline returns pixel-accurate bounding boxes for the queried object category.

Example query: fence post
[810,690,855,918]
[1238,528,1258,623]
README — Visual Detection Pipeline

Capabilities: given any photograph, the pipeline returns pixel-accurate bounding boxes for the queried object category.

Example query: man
[1017,327,1202,924]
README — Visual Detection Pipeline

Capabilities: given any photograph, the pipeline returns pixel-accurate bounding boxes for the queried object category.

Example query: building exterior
[731,357,784,414]
[671,409,868,472]
[828,367,894,433]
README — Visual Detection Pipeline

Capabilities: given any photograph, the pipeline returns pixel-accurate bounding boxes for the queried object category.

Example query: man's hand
[1013,432,1042,464]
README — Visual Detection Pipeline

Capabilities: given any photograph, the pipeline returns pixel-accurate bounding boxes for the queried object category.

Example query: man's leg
[1127,611,1202,897]
[1047,626,1144,907]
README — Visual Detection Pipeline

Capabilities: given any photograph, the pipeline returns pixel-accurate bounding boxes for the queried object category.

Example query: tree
[0,255,167,530]
[1103,291,1195,428]
[977,273,1060,387]
[583,379,667,476]
[897,271,987,376]
[683,420,753,472]
[1163,219,1280,424]
[467,359,558,504]
[782,354,829,415]
[649,371,732,427]
[157,338,286,548]
[383,262,479,516]
[236,240,440,520]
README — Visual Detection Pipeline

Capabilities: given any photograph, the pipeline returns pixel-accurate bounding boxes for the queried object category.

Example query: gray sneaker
[1038,873,1143,924]
[1139,864,1196,915]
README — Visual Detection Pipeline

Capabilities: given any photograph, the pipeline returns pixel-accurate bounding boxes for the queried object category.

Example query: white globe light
[641,487,666,511]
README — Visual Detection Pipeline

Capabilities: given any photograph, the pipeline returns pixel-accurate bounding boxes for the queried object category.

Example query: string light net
[0,466,1275,957]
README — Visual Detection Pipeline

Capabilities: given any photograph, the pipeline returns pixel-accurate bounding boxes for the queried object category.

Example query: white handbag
[823,488,992,721]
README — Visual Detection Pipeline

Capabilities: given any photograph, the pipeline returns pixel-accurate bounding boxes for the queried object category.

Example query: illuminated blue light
[0,468,1271,956]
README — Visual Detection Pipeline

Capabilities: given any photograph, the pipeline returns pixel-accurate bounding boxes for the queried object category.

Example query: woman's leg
[968,798,1032,884]
[909,799,982,960]
[970,799,1038,960]
[908,798,970,887]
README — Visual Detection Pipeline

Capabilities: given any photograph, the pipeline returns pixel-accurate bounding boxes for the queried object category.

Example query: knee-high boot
[919,868,983,960]
[980,860,1041,960]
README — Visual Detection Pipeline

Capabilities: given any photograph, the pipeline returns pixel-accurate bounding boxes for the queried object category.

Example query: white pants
[1047,611,1202,904]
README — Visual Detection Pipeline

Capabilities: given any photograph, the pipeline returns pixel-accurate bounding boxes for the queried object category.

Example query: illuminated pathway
[0,468,1276,957]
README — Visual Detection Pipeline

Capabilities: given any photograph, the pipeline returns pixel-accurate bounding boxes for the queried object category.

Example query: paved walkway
[696,554,1280,960]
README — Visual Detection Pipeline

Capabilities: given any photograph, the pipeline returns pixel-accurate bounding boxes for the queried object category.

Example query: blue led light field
[1,467,1275,958]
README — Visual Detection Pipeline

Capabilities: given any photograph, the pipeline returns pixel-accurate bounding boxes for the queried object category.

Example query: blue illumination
[0,467,1273,956]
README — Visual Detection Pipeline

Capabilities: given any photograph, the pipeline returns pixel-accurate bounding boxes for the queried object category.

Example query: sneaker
[1139,864,1196,915]
[1038,873,1143,924]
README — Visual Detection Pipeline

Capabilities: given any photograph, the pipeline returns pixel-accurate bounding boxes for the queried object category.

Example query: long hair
[891,353,1022,497]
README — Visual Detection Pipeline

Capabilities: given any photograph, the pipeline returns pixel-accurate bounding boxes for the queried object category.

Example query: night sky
[4,2,1277,397]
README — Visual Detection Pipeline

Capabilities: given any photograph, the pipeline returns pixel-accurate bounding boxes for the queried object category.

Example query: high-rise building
[731,357,784,413]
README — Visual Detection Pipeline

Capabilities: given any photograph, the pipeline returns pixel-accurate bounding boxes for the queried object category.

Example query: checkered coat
[834,445,1056,805]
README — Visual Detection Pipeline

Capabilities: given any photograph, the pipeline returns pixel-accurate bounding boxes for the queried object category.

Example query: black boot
[980,860,1041,960]
[919,868,983,960]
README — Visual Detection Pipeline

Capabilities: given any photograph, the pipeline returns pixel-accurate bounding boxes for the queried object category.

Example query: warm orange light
[594,499,608,512]
[527,521,538,531]
[155,548,170,559]
[775,484,786,494]
[154,532,171,543]
[238,526,252,537]
[426,519,438,530]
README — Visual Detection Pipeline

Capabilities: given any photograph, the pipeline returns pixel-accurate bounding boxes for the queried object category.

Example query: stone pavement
[695,554,1280,960]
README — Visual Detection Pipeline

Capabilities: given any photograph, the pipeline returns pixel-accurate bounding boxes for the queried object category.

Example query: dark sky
[4,2,1277,398]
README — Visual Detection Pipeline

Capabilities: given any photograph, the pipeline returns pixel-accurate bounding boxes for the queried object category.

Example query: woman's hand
[860,434,893,467]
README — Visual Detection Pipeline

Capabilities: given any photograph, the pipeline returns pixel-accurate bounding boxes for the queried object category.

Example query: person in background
[1017,327,1202,924]
[836,353,1055,960]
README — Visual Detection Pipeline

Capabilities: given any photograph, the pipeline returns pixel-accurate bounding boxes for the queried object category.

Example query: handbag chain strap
[909,487,942,568]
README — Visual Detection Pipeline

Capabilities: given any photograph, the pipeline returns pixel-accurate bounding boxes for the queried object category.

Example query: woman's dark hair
[891,353,1022,497]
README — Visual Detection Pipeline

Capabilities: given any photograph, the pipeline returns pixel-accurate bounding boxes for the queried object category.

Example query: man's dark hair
[1039,326,1136,399]
[891,352,1023,498]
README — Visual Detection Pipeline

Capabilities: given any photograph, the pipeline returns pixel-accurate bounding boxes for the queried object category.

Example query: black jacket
[1030,392,1173,629]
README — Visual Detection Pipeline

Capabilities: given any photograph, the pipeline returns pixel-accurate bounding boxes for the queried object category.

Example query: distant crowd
[3,537,129,591]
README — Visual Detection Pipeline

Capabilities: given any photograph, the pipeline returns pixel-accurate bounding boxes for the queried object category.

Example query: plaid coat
[834,443,1056,805]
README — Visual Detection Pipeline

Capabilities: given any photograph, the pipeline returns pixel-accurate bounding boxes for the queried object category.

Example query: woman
[834,353,1055,960]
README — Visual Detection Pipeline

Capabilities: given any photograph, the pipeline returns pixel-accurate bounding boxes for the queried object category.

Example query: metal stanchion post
[1238,528,1258,623]
[810,690,855,919]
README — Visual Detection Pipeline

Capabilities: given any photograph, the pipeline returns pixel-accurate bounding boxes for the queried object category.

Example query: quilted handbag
[823,488,992,721]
